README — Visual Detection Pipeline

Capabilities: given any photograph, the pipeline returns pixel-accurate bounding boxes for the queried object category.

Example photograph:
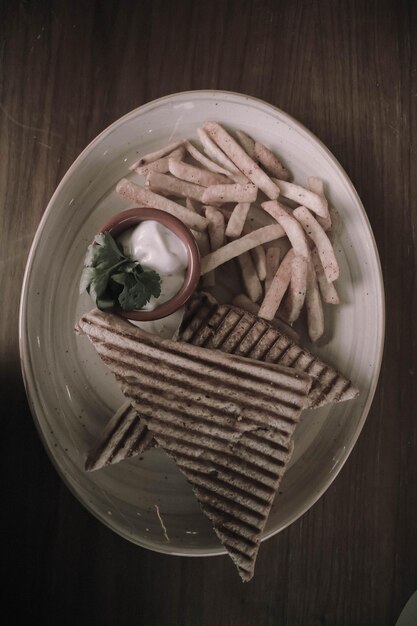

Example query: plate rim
[19,89,386,557]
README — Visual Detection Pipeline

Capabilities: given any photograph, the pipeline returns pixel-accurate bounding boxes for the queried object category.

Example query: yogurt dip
[118,219,188,337]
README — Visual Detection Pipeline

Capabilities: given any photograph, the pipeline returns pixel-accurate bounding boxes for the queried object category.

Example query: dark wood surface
[1,1,416,624]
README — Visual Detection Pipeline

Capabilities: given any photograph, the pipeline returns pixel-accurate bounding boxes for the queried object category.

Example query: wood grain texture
[1,0,416,624]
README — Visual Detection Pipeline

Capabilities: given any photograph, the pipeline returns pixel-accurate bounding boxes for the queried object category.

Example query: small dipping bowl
[96,207,201,321]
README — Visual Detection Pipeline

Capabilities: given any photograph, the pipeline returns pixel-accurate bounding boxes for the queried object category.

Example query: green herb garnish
[80,232,161,311]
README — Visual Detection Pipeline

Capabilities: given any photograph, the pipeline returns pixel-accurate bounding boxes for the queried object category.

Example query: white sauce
[117,220,188,338]
[118,220,188,311]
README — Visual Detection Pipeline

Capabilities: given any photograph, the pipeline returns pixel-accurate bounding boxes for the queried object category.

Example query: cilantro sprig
[80,232,161,311]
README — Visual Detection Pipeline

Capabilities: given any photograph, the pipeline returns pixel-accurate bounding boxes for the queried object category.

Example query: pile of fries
[116,122,341,342]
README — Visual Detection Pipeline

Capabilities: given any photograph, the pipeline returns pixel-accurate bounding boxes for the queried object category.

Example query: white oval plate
[19,91,384,556]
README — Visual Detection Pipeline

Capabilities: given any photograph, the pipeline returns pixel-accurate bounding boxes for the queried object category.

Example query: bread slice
[179,292,359,408]
[76,308,312,581]
[85,402,155,472]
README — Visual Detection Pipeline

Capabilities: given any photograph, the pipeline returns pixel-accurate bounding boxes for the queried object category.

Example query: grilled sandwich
[85,292,358,472]
[76,308,312,581]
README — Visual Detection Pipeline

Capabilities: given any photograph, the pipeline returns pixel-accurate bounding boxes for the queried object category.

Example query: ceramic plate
[19,91,384,556]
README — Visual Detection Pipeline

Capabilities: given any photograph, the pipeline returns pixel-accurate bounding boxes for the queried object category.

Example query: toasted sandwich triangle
[76,309,312,581]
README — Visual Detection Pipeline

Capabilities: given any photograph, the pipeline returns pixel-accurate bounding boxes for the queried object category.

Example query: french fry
[311,246,340,304]
[186,197,213,285]
[116,179,208,232]
[253,142,290,181]
[185,197,203,214]
[129,140,184,170]
[235,130,256,158]
[205,205,226,288]
[293,205,339,282]
[305,261,324,342]
[265,247,281,291]
[308,177,331,231]
[280,254,308,323]
[202,183,257,204]
[197,128,248,183]
[168,159,230,187]
[258,249,295,320]
[146,171,205,202]
[191,228,214,287]
[238,223,273,282]
[225,202,251,238]
[272,178,329,218]
[205,206,226,251]
[232,218,266,282]
[216,206,235,221]
[238,252,263,302]
[232,294,300,343]
[250,244,267,282]
[262,200,311,259]
[192,229,210,255]
[202,122,280,199]
[185,141,237,179]
[134,146,185,176]
[201,224,285,274]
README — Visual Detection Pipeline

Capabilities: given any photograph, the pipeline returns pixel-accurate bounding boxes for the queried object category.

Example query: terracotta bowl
[97,207,201,320]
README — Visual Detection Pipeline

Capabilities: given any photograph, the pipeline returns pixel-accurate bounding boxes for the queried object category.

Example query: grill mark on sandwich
[85,406,141,470]
[179,303,216,342]
[222,309,253,356]
[180,291,207,325]
[131,427,155,453]
[246,327,281,361]
[112,373,300,440]
[201,512,262,550]
[192,484,266,524]
[179,467,272,511]
[83,305,356,421]
[284,347,306,369]
[134,392,293,442]
[192,306,230,346]
[304,359,326,377]
[311,371,339,406]
[235,322,270,357]
[225,313,259,352]
[211,314,254,353]
[180,292,213,333]
[270,343,299,367]
[146,428,288,478]
[216,541,258,570]
[87,317,309,389]
[203,310,243,349]
[98,405,136,451]
[314,371,354,407]
[263,337,293,363]
[335,379,358,402]
[214,542,256,579]
[140,412,292,470]
[218,530,258,557]
[107,413,145,463]
[86,314,312,394]
[100,345,307,416]
[215,527,258,557]
[297,354,317,372]
[171,452,277,499]
[158,436,291,483]
[113,359,303,425]
[201,503,262,538]
[242,429,292,455]
[98,332,308,393]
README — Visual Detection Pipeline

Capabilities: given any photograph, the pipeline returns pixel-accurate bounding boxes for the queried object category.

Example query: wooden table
[2,1,416,624]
